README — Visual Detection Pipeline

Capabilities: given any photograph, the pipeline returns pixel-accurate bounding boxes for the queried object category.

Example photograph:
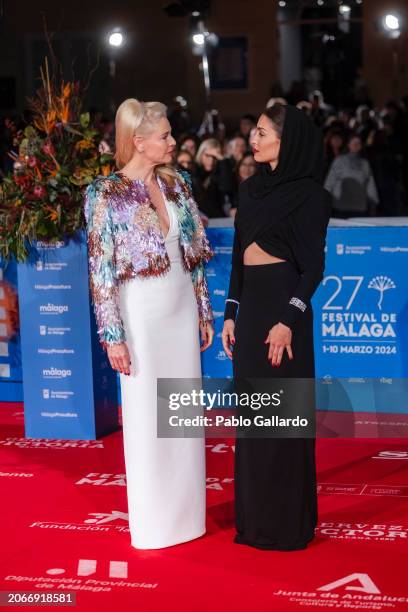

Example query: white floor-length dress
[118,190,206,549]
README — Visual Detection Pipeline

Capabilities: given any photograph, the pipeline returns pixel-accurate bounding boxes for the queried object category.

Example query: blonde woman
[194,138,234,218]
[84,99,214,549]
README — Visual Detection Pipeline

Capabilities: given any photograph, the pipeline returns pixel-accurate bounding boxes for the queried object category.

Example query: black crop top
[255,217,292,263]
[224,193,332,330]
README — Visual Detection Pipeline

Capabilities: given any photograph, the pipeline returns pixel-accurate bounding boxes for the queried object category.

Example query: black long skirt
[232,261,318,551]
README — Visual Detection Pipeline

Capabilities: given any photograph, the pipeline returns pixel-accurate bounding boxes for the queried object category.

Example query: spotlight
[383,13,400,31]
[339,5,351,15]
[192,32,205,45]
[382,12,402,39]
[192,30,217,48]
[108,30,124,47]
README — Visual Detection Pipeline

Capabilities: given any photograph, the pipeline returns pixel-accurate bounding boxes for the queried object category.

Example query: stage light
[381,12,402,39]
[279,1,286,6]
[189,16,217,108]
[383,13,400,31]
[108,30,124,47]
[192,30,217,48]
[379,12,404,97]
[192,32,205,45]
[317,0,324,6]
[339,5,351,15]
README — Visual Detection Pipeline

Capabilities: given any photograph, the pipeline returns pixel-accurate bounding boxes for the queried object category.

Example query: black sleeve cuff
[224,299,239,322]
[278,296,308,330]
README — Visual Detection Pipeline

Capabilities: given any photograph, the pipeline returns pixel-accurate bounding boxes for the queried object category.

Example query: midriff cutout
[243,241,287,265]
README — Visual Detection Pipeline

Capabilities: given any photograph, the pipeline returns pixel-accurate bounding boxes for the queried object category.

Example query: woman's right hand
[107,342,131,375]
[222,319,235,360]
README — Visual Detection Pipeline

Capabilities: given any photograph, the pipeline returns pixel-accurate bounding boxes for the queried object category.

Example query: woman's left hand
[200,321,214,352]
[264,322,293,367]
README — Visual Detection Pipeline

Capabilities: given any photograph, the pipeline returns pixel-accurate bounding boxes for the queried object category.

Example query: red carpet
[1,402,407,611]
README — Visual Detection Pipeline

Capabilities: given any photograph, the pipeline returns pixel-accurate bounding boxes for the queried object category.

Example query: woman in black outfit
[222,103,332,551]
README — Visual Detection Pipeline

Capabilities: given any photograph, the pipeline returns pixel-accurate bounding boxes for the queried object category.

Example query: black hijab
[237,104,327,250]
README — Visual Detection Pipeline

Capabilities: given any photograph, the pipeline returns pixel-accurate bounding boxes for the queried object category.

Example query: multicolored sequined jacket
[83,169,214,350]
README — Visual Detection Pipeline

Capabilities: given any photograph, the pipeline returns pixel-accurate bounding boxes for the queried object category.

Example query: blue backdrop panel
[204,226,408,414]
[202,228,234,380]
[314,226,408,413]
[0,257,23,401]
[17,230,119,439]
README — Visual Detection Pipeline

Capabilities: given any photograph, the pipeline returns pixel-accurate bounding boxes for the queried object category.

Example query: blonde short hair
[114,98,177,184]
[195,138,221,166]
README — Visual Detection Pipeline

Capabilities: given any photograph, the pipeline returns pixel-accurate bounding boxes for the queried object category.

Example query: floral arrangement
[0,58,115,262]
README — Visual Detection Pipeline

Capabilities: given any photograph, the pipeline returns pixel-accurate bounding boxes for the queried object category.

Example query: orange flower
[60,100,70,124]
[62,82,71,99]
[34,118,46,132]
[44,110,57,132]
[75,139,93,150]
[45,206,58,222]
[101,164,111,176]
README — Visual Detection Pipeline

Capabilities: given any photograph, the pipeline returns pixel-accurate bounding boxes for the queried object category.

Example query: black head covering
[237,104,327,250]
[249,104,324,196]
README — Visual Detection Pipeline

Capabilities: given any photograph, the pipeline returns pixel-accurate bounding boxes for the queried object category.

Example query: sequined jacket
[83,169,214,350]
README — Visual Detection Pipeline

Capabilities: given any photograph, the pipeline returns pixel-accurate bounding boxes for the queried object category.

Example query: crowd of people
[2,90,408,222]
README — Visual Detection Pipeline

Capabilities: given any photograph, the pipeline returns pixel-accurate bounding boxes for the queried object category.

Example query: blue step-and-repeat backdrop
[0,258,22,401]
[1,220,407,436]
[3,233,119,439]
[203,224,408,413]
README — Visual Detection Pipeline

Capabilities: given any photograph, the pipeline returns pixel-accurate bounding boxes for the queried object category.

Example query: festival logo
[368,275,396,310]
